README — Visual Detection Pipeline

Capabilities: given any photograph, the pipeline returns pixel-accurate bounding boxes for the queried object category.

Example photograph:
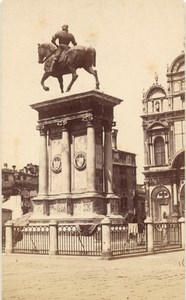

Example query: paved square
[2,251,185,300]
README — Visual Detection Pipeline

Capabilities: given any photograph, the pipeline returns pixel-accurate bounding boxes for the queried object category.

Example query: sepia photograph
[1,0,185,299]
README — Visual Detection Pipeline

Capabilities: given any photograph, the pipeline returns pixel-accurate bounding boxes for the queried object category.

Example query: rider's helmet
[62,25,68,31]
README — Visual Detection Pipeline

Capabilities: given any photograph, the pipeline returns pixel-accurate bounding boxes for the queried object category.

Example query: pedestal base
[28,213,107,225]
[30,193,124,225]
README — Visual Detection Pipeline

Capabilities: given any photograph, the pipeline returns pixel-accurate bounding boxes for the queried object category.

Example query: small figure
[163,211,168,220]
[50,25,77,72]
[155,100,160,112]
[154,72,158,84]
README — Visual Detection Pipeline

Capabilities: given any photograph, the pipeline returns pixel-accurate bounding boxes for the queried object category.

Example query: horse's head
[38,43,57,64]
[38,43,45,64]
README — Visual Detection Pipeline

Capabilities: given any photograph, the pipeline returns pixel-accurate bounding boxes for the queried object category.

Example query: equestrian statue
[38,25,100,93]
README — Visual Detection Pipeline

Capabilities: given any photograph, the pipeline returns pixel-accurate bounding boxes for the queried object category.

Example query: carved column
[165,141,169,165]
[104,121,113,194]
[37,125,48,196]
[142,123,148,165]
[173,183,177,205]
[58,120,71,194]
[152,101,155,113]
[161,99,163,112]
[84,116,96,193]
[148,142,153,165]
[151,143,154,165]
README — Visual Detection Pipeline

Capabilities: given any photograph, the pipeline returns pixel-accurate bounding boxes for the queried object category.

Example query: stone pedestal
[30,90,124,224]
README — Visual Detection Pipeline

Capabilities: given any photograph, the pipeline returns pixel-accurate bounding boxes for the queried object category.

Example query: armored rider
[49,24,77,72]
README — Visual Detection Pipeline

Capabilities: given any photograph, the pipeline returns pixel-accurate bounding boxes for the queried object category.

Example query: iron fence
[111,224,147,256]
[153,222,181,251]
[2,226,5,253]
[3,221,183,257]
[58,224,102,256]
[13,226,49,254]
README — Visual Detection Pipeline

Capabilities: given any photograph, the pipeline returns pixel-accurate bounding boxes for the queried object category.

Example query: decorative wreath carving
[51,154,62,173]
[74,152,86,171]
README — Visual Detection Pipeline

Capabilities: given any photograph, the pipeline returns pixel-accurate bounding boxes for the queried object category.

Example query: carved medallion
[51,155,62,173]
[74,152,86,171]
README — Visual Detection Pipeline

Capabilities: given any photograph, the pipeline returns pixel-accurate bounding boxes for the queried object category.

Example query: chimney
[112,129,118,150]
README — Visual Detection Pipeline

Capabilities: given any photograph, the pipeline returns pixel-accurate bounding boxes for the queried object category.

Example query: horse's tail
[86,47,96,67]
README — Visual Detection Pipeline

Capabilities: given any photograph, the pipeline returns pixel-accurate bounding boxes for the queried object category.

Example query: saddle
[58,44,70,63]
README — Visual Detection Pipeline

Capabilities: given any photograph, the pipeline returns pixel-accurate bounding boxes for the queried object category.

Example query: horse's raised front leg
[66,68,78,92]
[84,67,100,89]
[41,72,51,91]
[57,76,64,93]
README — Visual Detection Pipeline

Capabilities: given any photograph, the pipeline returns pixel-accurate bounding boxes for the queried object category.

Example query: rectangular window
[174,120,184,152]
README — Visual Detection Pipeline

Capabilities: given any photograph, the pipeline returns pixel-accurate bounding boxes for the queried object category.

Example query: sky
[1,0,185,184]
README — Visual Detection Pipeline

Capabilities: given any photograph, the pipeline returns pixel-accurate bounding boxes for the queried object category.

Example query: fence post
[101,216,113,259]
[49,220,58,255]
[144,217,154,253]
[178,217,185,249]
[5,221,14,254]
[162,220,168,246]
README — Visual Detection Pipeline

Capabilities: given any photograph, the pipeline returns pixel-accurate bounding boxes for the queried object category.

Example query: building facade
[2,144,137,221]
[112,143,136,216]
[2,163,39,217]
[141,52,185,222]
[111,129,143,221]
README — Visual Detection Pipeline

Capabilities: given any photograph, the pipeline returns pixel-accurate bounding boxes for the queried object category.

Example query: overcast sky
[1,0,185,183]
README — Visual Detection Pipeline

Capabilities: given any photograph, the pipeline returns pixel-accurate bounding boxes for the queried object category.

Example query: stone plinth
[30,90,124,224]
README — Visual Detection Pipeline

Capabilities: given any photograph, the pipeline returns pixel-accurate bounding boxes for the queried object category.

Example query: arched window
[154,137,165,166]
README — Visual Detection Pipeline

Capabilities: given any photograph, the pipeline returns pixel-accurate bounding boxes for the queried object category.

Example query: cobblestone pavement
[2,251,185,300]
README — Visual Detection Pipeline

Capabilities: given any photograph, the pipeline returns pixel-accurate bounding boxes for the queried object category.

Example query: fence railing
[111,224,147,255]
[58,224,102,256]
[13,226,49,255]
[2,226,5,253]
[153,222,182,251]
[2,217,185,258]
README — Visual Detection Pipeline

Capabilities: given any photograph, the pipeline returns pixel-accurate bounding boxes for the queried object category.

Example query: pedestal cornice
[30,90,123,121]
[31,90,123,110]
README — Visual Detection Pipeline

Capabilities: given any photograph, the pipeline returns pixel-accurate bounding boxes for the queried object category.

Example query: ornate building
[2,163,39,215]
[141,52,185,222]
[112,129,137,216]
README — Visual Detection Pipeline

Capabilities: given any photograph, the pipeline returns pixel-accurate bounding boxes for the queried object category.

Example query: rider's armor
[50,29,77,72]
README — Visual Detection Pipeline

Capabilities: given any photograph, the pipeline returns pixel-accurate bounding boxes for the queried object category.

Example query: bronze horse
[38,43,100,93]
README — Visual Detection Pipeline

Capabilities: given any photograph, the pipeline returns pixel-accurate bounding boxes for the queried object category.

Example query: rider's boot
[49,57,58,72]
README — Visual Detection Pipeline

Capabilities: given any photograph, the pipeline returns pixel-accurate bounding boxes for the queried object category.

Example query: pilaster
[37,124,48,196]
[104,121,114,195]
[83,115,96,193]
[57,120,71,194]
